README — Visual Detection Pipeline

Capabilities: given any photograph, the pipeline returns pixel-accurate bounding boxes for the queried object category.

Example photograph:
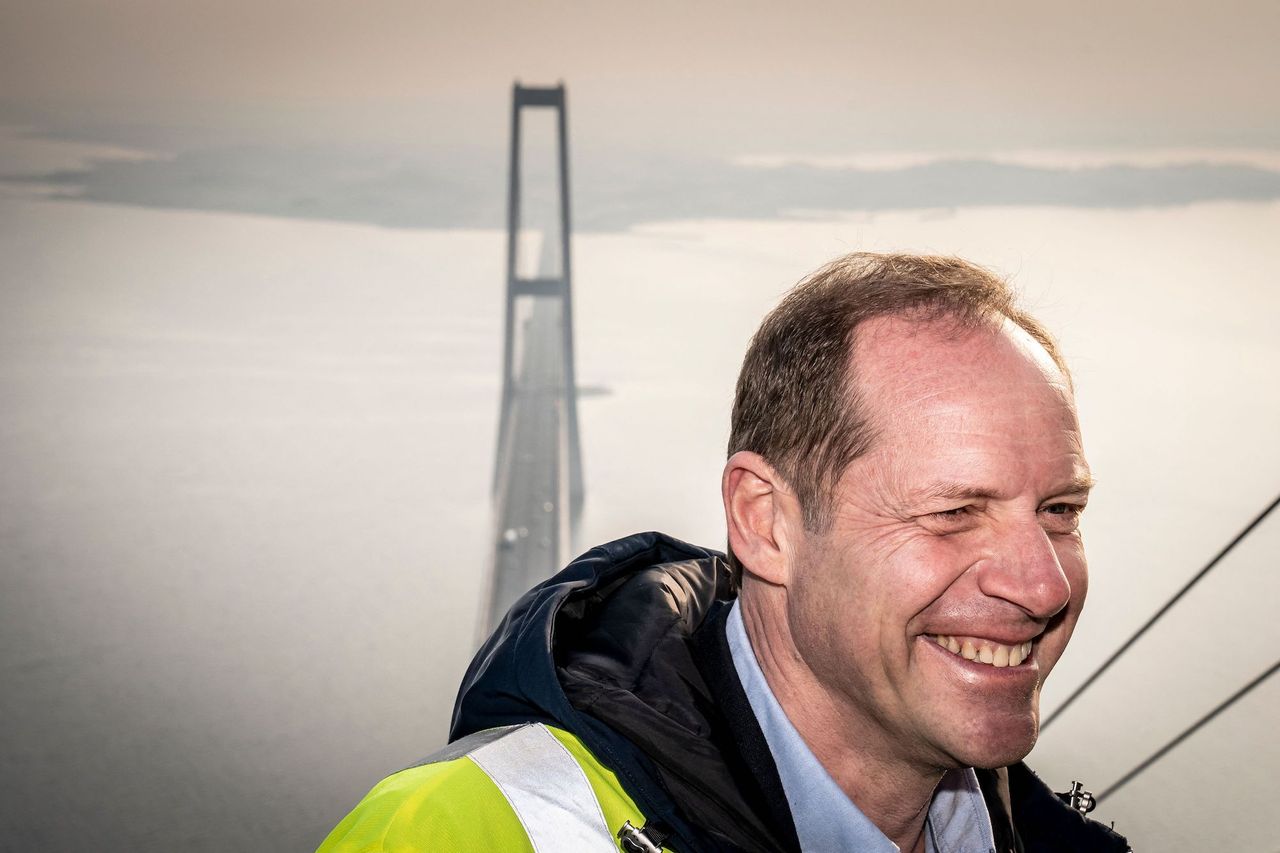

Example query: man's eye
[1040,503,1085,530]
[921,506,978,534]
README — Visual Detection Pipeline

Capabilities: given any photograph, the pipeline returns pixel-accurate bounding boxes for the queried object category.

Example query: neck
[739,591,945,852]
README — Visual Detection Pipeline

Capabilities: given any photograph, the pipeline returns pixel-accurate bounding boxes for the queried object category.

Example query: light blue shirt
[726,602,997,853]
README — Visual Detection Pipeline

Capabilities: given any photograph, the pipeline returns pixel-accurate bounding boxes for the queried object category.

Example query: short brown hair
[728,253,1065,575]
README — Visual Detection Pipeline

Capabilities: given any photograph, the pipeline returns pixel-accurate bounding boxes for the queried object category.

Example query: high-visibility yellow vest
[318,723,674,852]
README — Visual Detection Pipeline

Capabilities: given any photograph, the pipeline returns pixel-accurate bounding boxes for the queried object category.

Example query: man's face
[786,315,1091,771]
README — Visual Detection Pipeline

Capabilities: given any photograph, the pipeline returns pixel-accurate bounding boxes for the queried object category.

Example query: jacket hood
[451,531,725,740]
[451,531,794,853]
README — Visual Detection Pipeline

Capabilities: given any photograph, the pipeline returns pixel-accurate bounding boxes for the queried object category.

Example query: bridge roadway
[485,239,573,633]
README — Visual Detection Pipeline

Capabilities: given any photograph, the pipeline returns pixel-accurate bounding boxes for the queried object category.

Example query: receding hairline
[848,308,1074,390]
[841,309,1078,463]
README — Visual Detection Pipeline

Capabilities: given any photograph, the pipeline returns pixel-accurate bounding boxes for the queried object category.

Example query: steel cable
[1042,492,1280,731]
[1097,657,1280,802]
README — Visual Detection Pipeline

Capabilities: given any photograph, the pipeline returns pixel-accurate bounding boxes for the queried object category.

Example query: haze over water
[2,2,1279,849]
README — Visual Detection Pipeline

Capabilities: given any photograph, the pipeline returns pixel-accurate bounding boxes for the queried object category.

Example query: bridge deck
[487,295,569,631]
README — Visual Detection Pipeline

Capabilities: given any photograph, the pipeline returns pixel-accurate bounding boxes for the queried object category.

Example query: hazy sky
[4,0,1280,155]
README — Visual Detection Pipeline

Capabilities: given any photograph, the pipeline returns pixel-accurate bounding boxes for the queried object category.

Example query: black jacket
[451,532,1131,852]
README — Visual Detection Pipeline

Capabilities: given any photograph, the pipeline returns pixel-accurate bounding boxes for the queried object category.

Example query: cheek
[787,550,881,678]
[1071,565,1089,612]
[895,536,978,605]
[1056,539,1089,615]
[1039,546,1088,678]
[793,555,865,639]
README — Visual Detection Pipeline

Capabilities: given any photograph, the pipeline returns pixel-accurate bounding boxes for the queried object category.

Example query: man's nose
[976,520,1073,620]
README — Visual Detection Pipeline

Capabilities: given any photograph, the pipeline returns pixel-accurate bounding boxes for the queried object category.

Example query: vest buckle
[617,820,667,852]
[1058,780,1097,815]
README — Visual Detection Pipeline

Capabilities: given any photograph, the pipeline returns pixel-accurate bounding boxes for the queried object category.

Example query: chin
[952,713,1039,769]
[959,738,1036,770]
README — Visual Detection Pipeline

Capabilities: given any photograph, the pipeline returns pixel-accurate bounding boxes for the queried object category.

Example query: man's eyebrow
[910,475,1096,504]
[1057,474,1097,496]
[911,482,1003,503]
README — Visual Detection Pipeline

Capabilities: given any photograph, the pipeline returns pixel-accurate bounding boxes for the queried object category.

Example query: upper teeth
[933,635,1032,668]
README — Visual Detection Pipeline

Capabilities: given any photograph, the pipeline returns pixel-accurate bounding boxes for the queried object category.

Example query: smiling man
[320,254,1130,853]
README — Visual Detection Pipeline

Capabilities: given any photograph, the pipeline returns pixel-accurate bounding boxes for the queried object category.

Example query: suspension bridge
[483,83,584,633]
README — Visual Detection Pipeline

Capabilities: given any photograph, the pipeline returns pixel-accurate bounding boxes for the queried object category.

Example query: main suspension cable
[1097,657,1280,802]
[1042,491,1280,731]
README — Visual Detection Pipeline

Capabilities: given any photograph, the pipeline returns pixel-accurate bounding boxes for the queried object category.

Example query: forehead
[849,313,1083,466]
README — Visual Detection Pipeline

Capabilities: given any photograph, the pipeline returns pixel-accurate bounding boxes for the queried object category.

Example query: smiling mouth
[931,635,1033,668]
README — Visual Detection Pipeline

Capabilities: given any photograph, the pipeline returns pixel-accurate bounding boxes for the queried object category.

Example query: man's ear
[722,451,797,586]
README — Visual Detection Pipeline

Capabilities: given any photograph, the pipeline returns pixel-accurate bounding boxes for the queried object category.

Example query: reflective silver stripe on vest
[467,723,618,853]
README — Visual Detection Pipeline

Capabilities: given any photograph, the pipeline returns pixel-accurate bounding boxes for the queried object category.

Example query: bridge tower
[485,82,584,633]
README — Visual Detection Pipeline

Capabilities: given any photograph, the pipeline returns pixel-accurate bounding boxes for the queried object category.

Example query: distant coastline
[5,125,1280,232]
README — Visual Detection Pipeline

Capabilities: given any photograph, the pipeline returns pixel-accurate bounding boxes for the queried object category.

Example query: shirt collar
[725,600,996,853]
